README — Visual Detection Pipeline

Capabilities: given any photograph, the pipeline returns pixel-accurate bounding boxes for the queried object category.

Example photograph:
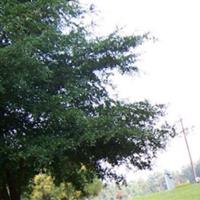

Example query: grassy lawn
[134,184,200,200]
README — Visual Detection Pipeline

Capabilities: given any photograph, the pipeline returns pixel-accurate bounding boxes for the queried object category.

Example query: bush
[29,173,80,200]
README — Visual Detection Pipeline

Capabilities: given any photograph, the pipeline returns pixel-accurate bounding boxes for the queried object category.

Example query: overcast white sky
[82,0,200,180]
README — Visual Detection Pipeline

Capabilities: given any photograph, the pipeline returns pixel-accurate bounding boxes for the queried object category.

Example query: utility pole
[180,119,197,182]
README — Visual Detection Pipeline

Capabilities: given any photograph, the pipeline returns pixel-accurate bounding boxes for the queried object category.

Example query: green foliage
[84,177,103,197]
[28,173,81,200]
[135,184,200,200]
[24,173,102,200]
[30,174,59,200]
[0,0,174,199]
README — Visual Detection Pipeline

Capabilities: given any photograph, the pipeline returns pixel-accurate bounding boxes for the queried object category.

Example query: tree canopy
[0,0,173,199]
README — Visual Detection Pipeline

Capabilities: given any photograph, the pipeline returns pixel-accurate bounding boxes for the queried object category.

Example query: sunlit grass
[134,184,200,200]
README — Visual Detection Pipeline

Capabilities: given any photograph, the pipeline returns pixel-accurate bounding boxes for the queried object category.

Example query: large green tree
[0,0,173,199]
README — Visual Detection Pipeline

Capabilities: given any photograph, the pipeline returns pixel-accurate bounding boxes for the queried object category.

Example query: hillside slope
[135,184,200,200]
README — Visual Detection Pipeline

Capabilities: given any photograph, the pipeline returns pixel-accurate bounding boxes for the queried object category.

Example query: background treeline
[90,159,200,200]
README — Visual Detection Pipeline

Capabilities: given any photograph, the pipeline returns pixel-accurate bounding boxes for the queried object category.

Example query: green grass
[134,184,200,200]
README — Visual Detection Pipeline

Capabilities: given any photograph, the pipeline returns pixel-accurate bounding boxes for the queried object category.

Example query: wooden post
[180,119,197,182]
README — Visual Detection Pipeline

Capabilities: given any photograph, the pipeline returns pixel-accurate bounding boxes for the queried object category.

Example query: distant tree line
[91,159,200,199]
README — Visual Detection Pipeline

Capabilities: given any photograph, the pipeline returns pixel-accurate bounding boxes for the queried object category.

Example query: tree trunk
[0,183,10,200]
[6,171,21,200]
[7,184,21,200]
